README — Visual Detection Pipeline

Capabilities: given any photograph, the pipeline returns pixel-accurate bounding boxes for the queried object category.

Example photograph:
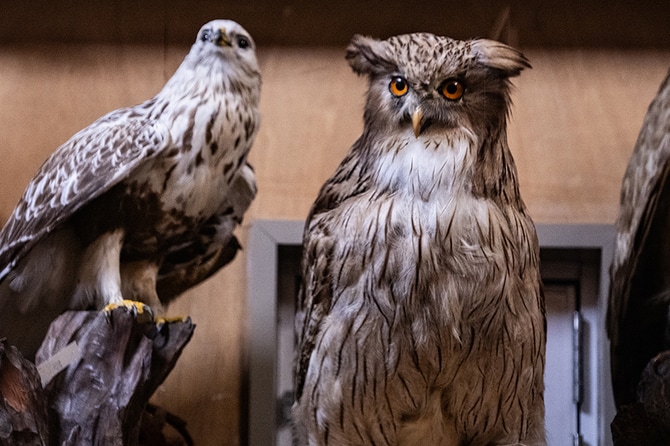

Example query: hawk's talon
[154,315,186,331]
[103,299,154,323]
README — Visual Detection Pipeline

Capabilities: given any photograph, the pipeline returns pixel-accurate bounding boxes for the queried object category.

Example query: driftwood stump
[1,308,194,445]
[0,340,48,445]
[611,350,670,445]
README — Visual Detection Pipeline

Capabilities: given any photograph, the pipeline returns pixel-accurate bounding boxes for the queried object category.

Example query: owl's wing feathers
[294,145,372,400]
[294,223,335,401]
[0,111,170,281]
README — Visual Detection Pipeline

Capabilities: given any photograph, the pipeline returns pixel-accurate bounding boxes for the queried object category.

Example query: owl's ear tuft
[346,35,397,76]
[471,39,531,77]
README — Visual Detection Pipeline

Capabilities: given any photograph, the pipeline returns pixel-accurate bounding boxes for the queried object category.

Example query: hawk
[0,19,261,359]
[608,69,670,408]
[293,33,545,445]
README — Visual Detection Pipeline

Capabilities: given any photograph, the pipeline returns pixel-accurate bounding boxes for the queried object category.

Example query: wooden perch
[38,308,195,445]
[1,308,195,445]
[0,340,48,445]
[611,350,670,444]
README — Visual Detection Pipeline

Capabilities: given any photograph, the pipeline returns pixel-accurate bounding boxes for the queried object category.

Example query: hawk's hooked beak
[213,28,232,47]
[412,107,424,138]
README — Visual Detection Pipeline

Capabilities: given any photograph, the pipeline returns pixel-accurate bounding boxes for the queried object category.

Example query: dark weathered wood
[33,308,195,446]
[139,404,193,446]
[0,340,48,446]
[611,350,670,444]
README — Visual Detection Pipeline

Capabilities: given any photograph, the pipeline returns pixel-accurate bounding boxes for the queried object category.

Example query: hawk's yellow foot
[154,315,188,331]
[104,299,154,323]
[155,315,185,324]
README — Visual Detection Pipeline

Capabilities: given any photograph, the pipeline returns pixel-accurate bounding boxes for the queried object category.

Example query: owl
[293,33,546,445]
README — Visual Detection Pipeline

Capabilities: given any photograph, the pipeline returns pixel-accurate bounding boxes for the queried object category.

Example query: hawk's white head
[193,19,258,70]
[165,19,261,101]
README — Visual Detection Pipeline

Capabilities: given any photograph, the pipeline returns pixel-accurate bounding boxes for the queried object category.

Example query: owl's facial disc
[402,80,465,137]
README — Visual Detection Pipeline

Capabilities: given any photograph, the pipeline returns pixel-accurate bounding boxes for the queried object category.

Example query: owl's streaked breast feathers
[293,33,545,445]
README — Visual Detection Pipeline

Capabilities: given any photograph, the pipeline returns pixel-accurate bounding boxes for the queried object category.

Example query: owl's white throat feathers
[373,131,477,201]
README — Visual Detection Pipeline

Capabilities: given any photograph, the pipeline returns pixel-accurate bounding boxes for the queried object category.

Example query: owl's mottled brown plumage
[0,20,260,358]
[293,33,545,445]
[608,70,670,408]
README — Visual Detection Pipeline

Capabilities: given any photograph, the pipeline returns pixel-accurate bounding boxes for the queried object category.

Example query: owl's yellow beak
[412,107,424,138]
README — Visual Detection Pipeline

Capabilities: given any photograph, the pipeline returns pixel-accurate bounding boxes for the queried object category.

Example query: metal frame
[247,221,616,445]
[535,224,616,445]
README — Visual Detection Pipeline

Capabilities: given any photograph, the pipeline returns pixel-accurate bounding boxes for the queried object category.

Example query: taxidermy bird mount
[0,19,261,360]
[293,32,546,445]
[608,69,670,419]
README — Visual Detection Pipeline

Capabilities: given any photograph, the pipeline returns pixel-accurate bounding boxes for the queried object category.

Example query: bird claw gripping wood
[154,315,187,331]
[103,299,154,324]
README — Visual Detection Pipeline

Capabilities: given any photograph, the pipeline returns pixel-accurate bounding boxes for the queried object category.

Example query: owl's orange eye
[440,80,464,101]
[389,77,409,97]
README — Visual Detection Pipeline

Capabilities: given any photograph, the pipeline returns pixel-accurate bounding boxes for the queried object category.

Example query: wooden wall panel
[250,48,670,225]
[511,50,670,223]
[0,42,668,445]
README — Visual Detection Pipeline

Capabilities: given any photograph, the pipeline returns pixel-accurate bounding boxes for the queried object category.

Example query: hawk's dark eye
[389,76,408,97]
[200,29,211,42]
[237,36,250,49]
[440,79,464,101]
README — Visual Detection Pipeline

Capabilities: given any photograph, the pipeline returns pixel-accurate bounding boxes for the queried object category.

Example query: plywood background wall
[1,2,670,444]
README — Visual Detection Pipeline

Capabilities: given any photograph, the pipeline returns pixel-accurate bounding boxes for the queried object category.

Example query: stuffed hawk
[0,19,261,359]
